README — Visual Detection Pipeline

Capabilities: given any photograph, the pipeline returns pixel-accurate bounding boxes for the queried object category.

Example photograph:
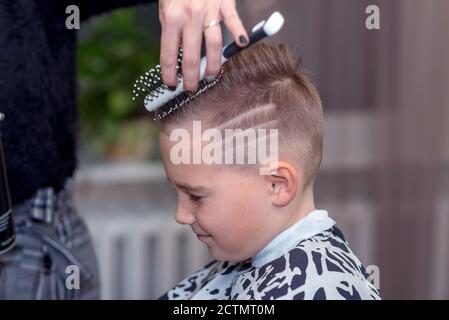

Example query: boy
[157,43,381,300]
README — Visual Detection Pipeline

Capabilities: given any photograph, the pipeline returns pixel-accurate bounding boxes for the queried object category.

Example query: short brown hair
[158,43,323,188]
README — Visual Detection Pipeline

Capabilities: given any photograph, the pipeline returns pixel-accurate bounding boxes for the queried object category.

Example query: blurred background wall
[74,0,449,299]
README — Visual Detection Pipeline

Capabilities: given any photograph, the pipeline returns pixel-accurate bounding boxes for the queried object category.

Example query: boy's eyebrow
[166,176,209,192]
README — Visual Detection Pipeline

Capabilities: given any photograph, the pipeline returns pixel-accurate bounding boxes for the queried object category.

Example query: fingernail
[168,85,177,91]
[206,75,216,82]
[239,35,248,45]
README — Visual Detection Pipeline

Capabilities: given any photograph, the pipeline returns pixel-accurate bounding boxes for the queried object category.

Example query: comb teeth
[132,49,183,101]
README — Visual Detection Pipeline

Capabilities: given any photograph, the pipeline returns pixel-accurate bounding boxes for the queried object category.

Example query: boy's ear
[266,162,299,207]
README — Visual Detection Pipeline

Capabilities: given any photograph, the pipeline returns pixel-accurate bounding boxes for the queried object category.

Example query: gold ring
[203,20,220,32]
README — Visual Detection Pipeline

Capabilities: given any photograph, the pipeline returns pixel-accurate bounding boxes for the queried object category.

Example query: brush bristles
[153,67,224,120]
[132,47,224,120]
[132,49,183,101]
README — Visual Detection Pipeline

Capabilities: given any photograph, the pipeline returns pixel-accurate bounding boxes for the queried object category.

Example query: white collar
[251,210,335,268]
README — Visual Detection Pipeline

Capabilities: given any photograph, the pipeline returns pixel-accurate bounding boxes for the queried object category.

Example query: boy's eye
[189,194,203,202]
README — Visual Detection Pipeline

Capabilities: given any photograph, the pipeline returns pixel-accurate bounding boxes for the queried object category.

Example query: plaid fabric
[0,179,100,299]
[30,187,56,224]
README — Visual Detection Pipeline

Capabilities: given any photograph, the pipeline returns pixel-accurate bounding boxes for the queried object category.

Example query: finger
[182,12,203,91]
[220,0,248,47]
[204,17,223,78]
[160,9,182,87]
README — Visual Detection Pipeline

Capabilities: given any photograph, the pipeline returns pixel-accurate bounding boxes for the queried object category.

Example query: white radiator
[84,213,211,299]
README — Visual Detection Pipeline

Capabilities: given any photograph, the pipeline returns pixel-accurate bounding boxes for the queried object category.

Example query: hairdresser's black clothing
[0,0,156,206]
[0,0,157,300]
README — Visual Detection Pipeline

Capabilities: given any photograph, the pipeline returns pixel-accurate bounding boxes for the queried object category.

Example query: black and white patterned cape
[160,210,381,300]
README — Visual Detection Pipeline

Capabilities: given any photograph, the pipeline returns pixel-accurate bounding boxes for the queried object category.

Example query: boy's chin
[208,247,227,262]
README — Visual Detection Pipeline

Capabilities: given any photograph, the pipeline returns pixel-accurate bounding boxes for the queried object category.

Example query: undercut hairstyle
[158,42,323,189]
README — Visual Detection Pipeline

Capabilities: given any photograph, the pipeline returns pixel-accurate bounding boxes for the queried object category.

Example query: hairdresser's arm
[159,0,248,91]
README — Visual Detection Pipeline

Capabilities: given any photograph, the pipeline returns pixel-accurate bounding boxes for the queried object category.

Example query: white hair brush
[132,11,285,120]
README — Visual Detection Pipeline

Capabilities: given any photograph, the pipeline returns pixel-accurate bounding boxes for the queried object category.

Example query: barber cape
[159,210,381,300]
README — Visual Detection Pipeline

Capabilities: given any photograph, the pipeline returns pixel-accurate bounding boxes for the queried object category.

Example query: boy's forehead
[162,155,232,191]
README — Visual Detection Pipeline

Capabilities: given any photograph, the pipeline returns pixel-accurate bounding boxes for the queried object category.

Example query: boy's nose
[175,205,195,225]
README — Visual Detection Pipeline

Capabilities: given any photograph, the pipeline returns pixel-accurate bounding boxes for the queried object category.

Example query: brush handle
[222,11,284,61]
[195,11,285,87]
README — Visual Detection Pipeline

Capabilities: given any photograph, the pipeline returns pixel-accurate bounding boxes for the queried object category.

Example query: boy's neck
[286,186,316,229]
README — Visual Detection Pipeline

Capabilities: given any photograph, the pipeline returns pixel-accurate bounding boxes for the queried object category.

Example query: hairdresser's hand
[159,0,248,91]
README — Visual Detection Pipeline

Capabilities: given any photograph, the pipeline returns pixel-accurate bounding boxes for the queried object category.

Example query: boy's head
[158,43,323,262]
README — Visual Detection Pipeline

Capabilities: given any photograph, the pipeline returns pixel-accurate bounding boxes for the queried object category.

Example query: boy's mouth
[196,233,211,242]
[192,227,210,236]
